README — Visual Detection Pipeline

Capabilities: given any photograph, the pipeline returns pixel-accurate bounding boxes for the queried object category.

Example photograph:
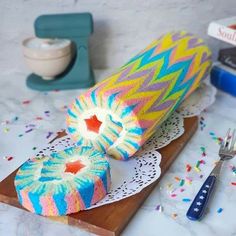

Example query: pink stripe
[65,191,85,214]
[139,118,156,129]
[20,190,35,213]
[91,177,106,205]
[125,96,152,114]
[40,195,59,216]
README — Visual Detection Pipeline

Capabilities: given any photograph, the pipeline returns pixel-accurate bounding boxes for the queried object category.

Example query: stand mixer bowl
[22,37,72,80]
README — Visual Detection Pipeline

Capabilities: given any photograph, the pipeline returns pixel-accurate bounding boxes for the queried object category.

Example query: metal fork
[186,129,236,221]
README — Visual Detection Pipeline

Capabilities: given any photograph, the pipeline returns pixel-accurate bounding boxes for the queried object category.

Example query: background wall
[1,0,235,72]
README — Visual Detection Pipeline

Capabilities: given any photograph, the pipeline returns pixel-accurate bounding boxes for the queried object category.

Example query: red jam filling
[84,115,102,133]
[65,160,85,174]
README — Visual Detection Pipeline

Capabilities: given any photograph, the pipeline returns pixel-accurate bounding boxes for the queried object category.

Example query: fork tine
[220,128,230,150]
[229,129,236,151]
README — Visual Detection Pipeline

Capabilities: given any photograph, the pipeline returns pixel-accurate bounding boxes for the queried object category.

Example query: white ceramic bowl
[22,37,72,80]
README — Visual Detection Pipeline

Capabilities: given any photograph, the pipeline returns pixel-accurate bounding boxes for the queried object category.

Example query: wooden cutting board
[0,116,198,236]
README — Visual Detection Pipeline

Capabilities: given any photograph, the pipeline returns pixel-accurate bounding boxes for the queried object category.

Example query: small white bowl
[22,37,72,80]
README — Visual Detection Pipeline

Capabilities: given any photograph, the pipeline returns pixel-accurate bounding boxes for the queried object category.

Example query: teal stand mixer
[26,13,95,91]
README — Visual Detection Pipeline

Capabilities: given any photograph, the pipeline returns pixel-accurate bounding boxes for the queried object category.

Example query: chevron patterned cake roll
[66,31,212,161]
[14,147,111,216]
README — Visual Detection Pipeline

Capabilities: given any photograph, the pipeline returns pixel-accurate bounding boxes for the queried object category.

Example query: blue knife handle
[186,175,216,221]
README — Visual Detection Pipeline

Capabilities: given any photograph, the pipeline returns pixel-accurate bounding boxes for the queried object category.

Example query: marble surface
[0,69,236,236]
[1,1,236,235]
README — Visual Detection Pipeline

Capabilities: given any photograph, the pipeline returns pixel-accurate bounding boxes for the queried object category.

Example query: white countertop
[0,69,236,236]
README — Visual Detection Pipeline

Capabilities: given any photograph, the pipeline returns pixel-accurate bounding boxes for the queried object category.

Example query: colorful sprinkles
[209,132,223,145]
[161,129,236,220]
[200,116,206,130]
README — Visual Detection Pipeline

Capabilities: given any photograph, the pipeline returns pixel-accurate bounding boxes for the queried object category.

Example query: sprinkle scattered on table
[35,117,43,120]
[200,146,206,157]
[209,131,223,145]
[182,198,191,202]
[230,165,236,175]
[186,164,192,172]
[3,127,10,133]
[171,213,178,219]
[3,156,14,161]
[25,128,33,133]
[217,208,223,213]
[22,100,31,105]
[179,179,185,186]
[174,177,180,182]
[200,116,206,130]
[61,105,68,112]
[185,177,193,185]
[46,131,54,139]
[44,111,50,117]
[155,204,163,212]
[231,182,236,186]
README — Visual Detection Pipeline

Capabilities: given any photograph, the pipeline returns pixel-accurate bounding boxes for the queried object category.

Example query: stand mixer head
[24,12,95,91]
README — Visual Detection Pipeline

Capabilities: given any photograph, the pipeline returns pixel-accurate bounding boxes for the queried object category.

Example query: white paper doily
[34,81,216,209]
[143,112,184,151]
[177,82,217,118]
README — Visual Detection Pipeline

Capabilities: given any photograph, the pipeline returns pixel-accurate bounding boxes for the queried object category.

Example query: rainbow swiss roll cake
[14,31,212,216]
[66,31,212,160]
[14,147,111,216]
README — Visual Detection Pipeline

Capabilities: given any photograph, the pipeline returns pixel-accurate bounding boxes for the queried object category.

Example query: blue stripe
[108,127,120,137]
[51,152,59,158]
[100,166,109,191]
[108,92,119,108]
[40,168,54,174]
[15,174,33,180]
[101,134,113,145]
[19,162,35,170]
[78,181,94,208]
[39,176,61,182]
[28,192,42,214]
[68,127,76,134]
[64,147,74,155]
[76,138,83,146]
[75,98,83,110]
[128,127,145,135]
[53,192,67,215]
[109,115,123,128]
[121,104,136,119]
[96,141,106,153]
[91,89,97,105]
[68,109,77,119]
[81,146,92,154]
[116,147,129,160]
[125,140,140,149]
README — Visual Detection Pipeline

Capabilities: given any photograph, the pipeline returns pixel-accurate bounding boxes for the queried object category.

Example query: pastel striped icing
[14,146,111,216]
[66,31,212,160]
